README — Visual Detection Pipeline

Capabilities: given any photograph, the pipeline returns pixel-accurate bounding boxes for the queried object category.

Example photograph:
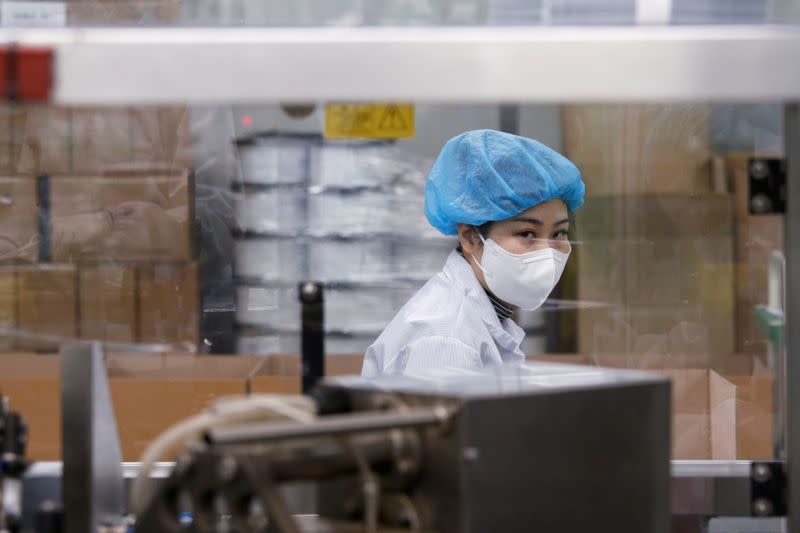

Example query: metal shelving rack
[7,24,800,530]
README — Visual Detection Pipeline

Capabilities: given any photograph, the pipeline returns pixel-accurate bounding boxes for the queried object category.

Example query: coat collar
[441,251,525,356]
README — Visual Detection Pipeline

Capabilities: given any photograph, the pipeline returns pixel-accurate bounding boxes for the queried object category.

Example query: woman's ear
[457,224,482,256]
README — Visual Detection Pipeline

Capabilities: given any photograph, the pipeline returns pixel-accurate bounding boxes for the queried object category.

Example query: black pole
[299,281,324,394]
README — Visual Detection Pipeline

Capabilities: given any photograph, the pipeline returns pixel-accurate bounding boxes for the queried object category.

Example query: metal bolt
[462,447,479,462]
[751,159,770,180]
[753,498,774,517]
[753,463,772,483]
[218,456,238,483]
[301,282,319,301]
[751,194,773,214]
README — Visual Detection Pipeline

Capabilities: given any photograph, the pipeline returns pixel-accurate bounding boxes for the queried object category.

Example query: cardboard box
[16,265,77,352]
[590,354,773,460]
[71,108,134,173]
[14,107,72,175]
[575,195,736,358]
[50,171,192,262]
[79,264,136,343]
[0,353,263,460]
[130,107,192,170]
[13,105,190,175]
[0,107,16,173]
[0,267,16,351]
[561,104,712,195]
[0,177,38,262]
[137,262,198,347]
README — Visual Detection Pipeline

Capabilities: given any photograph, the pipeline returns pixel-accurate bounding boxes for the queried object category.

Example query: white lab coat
[361,250,526,377]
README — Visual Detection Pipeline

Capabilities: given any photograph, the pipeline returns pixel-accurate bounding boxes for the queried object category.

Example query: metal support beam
[60,342,125,532]
[784,103,800,532]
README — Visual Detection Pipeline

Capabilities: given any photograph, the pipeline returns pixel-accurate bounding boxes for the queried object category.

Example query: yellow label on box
[324,103,415,140]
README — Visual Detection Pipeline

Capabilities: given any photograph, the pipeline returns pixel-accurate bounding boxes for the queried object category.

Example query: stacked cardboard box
[0,105,196,350]
[561,104,737,363]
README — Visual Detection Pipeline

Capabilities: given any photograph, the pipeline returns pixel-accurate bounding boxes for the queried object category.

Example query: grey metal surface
[324,369,671,533]
[329,360,666,396]
[60,342,125,532]
[208,406,449,445]
[784,103,800,533]
[22,462,317,530]
[24,459,764,528]
[769,251,787,461]
[1,26,800,103]
[672,461,752,517]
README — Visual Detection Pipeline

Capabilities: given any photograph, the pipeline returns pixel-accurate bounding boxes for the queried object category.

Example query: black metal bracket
[299,281,325,394]
[749,157,786,215]
[751,461,787,517]
[0,393,28,532]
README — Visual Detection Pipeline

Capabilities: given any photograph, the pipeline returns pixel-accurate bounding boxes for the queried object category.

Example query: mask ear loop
[470,232,489,275]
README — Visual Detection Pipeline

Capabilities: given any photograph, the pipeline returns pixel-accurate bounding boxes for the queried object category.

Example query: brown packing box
[79,264,136,343]
[12,105,191,175]
[14,107,72,175]
[0,353,264,461]
[50,170,192,262]
[137,262,199,346]
[592,354,773,460]
[726,154,784,355]
[130,107,193,169]
[17,265,77,352]
[574,195,736,359]
[561,104,712,195]
[0,177,38,262]
[0,107,15,172]
[71,108,134,173]
[0,267,15,350]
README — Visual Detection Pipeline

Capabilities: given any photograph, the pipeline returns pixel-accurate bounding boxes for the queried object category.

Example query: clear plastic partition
[0,99,784,469]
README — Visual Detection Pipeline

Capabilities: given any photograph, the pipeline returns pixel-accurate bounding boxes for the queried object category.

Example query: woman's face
[485,199,571,254]
[457,199,571,293]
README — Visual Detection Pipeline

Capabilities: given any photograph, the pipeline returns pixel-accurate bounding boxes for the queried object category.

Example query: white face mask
[472,234,570,311]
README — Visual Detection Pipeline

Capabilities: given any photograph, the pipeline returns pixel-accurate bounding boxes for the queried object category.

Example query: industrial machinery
[135,363,670,532]
[0,394,28,533]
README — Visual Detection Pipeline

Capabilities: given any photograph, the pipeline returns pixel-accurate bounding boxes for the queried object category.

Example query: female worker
[361,129,585,377]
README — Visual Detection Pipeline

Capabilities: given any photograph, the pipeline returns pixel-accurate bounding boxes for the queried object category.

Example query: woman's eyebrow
[511,217,543,225]
[511,217,570,226]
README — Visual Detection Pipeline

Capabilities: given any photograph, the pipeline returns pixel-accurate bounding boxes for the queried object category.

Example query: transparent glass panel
[0,100,784,469]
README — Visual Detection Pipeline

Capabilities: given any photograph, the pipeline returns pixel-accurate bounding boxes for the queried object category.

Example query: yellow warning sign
[324,103,415,140]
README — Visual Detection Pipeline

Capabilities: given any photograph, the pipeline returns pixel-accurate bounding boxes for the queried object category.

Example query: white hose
[130,394,316,515]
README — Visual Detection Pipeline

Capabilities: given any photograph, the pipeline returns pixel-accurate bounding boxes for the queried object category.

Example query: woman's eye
[520,231,537,239]
[554,230,569,239]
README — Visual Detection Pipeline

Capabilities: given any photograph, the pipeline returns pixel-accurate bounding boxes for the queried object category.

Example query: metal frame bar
[785,103,800,533]
[2,25,800,104]
[60,342,125,533]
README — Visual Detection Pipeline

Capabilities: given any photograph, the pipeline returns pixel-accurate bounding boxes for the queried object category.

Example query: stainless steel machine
[136,363,671,532]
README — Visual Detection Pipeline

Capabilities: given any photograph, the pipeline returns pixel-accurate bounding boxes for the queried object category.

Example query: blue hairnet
[424,130,585,236]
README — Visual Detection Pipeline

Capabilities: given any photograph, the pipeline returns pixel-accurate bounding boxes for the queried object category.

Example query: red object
[16,47,53,102]
[242,115,253,127]
[0,49,7,95]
